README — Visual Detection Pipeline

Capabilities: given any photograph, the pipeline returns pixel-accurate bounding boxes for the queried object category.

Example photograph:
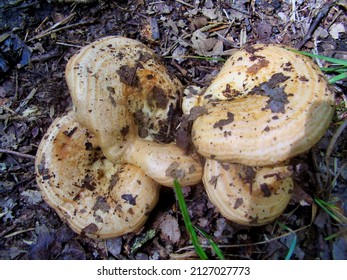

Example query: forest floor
[0,0,346,260]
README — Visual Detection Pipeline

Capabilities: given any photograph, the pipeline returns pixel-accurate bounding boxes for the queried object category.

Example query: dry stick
[3,228,36,239]
[1,1,39,11]
[28,12,77,42]
[0,149,36,160]
[28,19,96,42]
[229,4,252,17]
[41,13,76,34]
[56,41,83,48]
[175,0,195,8]
[35,16,49,33]
[30,48,63,63]
[296,2,334,50]
[14,70,18,101]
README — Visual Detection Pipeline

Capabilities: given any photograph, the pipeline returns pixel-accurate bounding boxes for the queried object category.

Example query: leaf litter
[0,0,346,260]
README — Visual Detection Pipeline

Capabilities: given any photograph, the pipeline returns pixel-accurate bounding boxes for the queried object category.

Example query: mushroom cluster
[35,37,202,239]
[184,44,335,226]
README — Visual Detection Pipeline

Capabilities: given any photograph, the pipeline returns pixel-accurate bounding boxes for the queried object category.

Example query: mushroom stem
[122,138,203,187]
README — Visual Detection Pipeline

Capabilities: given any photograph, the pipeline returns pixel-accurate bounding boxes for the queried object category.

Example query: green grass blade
[277,222,297,260]
[290,49,347,84]
[324,228,347,241]
[328,72,347,84]
[314,198,347,225]
[284,234,297,260]
[320,66,347,73]
[194,226,225,260]
[314,198,338,219]
[291,49,347,66]
[173,179,209,260]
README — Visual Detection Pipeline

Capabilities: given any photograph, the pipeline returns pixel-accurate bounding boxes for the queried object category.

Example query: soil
[0,0,346,260]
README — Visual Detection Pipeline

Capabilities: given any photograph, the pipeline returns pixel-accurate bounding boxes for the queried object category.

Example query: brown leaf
[159,213,181,244]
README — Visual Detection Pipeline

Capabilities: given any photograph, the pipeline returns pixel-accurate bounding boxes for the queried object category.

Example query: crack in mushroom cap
[65,36,202,187]
[203,159,294,226]
[35,112,159,239]
[191,44,335,166]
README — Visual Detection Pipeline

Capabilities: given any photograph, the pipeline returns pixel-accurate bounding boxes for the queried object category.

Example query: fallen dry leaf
[159,213,181,244]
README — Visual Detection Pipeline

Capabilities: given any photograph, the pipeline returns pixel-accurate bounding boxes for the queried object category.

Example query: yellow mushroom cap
[192,44,335,166]
[65,36,202,187]
[35,112,159,239]
[203,159,294,226]
[66,36,182,160]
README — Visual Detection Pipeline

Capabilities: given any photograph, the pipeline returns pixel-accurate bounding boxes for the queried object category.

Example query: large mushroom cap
[35,112,159,239]
[192,44,335,166]
[203,159,294,226]
[66,36,182,161]
[65,36,202,187]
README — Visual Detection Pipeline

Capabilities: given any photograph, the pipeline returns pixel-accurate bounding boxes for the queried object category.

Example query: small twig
[31,47,63,63]
[33,12,76,38]
[3,228,36,239]
[15,70,18,100]
[35,16,49,33]
[208,24,229,33]
[223,9,232,22]
[0,149,36,160]
[16,88,37,113]
[290,0,297,22]
[296,2,334,49]
[325,8,343,31]
[56,41,83,48]
[200,22,230,33]
[175,0,195,8]
[230,4,252,17]
[28,18,95,42]
[1,1,39,12]
[1,105,18,115]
